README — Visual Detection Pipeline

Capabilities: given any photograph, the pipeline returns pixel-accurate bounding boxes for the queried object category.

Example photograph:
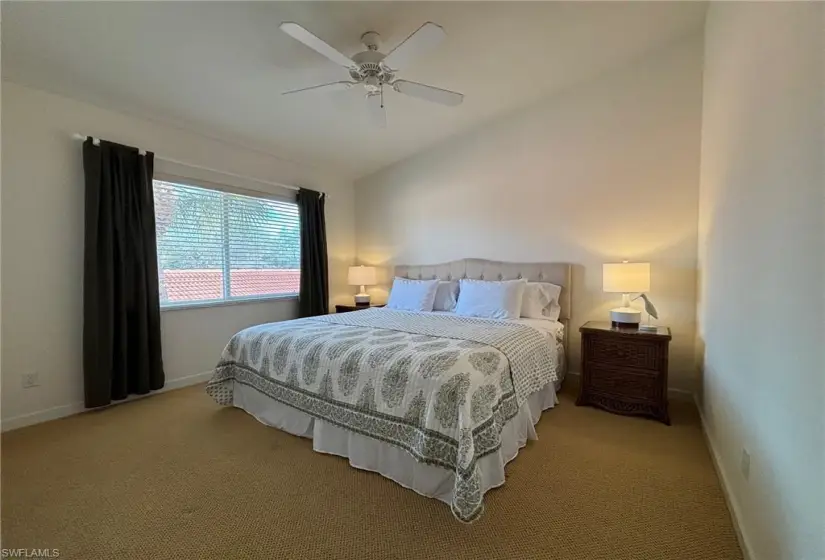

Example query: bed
[206,259,571,522]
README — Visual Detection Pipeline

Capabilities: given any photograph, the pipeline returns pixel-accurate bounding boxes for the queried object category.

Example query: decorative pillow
[432,280,460,312]
[521,282,563,320]
[386,278,439,312]
[454,278,527,320]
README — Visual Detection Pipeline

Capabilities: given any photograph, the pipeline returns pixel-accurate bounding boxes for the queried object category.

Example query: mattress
[513,317,566,389]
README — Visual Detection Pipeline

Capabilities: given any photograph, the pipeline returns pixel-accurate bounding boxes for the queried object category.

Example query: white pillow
[386,278,439,312]
[454,278,527,320]
[432,280,459,312]
[544,299,562,322]
[521,282,563,320]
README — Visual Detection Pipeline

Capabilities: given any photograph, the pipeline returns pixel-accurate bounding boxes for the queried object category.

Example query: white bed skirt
[232,382,558,505]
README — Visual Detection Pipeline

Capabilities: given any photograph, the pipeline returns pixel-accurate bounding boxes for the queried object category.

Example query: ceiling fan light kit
[279,21,464,127]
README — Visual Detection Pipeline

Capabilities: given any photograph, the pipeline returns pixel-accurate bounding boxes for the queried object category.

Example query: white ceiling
[1,1,705,179]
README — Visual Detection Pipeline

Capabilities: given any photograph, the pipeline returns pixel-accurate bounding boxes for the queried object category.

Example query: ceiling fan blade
[382,22,445,71]
[279,22,357,70]
[392,80,464,106]
[282,81,357,95]
[366,93,387,128]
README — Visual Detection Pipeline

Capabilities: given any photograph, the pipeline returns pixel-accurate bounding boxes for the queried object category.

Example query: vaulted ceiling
[1,1,706,179]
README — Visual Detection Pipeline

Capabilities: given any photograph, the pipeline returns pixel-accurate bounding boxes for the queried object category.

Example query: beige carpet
[2,382,742,560]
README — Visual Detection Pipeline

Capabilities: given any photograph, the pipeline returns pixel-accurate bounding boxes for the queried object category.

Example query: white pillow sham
[454,278,527,320]
[544,298,562,322]
[432,280,460,312]
[386,277,439,312]
[521,282,563,321]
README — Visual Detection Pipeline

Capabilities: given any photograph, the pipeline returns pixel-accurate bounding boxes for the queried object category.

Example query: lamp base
[354,293,371,306]
[610,307,642,328]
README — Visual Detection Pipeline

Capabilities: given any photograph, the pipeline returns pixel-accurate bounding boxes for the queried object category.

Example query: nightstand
[577,321,672,425]
[335,304,385,313]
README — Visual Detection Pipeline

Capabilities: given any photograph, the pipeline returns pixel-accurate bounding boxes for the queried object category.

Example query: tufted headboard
[394,258,572,322]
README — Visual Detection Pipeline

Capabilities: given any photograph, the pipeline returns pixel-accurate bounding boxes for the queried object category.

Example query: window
[153,180,300,308]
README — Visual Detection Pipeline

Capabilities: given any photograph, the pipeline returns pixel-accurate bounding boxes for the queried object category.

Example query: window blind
[153,180,301,307]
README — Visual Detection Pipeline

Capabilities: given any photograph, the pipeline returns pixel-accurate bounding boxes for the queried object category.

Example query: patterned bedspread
[206,308,558,522]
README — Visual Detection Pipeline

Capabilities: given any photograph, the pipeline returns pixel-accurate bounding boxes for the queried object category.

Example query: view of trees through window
[153,180,300,306]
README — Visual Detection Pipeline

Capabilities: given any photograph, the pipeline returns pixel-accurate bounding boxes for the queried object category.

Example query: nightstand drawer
[586,365,660,403]
[586,336,661,371]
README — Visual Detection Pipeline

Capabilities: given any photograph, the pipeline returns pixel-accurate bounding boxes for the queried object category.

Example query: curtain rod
[71,134,323,195]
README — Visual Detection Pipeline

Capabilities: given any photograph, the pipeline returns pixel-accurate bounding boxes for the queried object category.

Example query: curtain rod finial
[73,133,100,146]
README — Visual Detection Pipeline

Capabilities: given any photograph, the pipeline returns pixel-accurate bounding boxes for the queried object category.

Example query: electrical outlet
[740,448,751,480]
[22,372,40,389]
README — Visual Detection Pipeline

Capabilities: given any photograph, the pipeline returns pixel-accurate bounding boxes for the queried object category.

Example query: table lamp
[602,262,650,328]
[348,265,377,306]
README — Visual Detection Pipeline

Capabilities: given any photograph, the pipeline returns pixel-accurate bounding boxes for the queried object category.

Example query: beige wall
[0,81,356,429]
[697,4,824,559]
[355,36,704,390]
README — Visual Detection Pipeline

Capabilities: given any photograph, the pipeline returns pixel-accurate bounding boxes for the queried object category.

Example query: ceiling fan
[279,21,464,127]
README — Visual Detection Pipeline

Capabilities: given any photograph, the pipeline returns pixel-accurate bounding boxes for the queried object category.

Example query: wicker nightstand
[334,304,385,313]
[577,321,672,425]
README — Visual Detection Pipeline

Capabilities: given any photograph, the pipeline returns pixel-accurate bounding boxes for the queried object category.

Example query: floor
[2,382,742,559]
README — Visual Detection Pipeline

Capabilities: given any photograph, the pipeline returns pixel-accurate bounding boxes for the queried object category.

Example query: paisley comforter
[206,308,558,522]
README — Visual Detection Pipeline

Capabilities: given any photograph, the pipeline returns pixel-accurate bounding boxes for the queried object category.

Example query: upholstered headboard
[393,258,572,322]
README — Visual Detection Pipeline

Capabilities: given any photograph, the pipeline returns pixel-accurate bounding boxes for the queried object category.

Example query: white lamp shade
[347,266,377,287]
[603,262,650,293]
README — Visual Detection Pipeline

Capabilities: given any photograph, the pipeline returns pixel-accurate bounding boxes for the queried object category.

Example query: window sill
[160,294,298,312]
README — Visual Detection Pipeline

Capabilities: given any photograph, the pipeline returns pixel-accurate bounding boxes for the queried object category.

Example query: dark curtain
[296,188,329,317]
[82,138,165,408]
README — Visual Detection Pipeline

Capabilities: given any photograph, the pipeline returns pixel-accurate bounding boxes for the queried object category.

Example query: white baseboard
[695,396,756,560]
[667,386,695,402]
[564,370,694,401]
[1,401,88,433]
[1,370,213,432]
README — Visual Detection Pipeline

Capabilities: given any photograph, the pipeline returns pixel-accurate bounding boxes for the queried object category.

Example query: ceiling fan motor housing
[349,49,395,89]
